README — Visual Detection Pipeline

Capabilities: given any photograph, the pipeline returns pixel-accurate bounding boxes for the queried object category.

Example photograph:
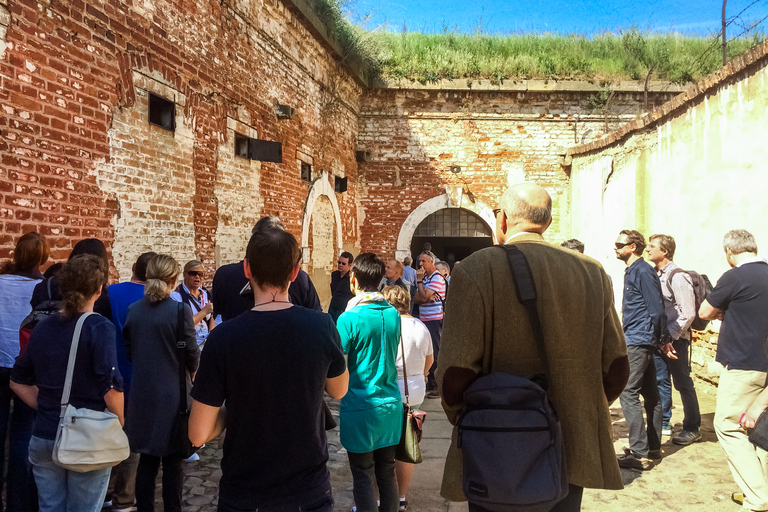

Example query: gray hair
[502,190,552,225]
[435,261,450,273]
[723,229,758,255]
[420,251,436,263]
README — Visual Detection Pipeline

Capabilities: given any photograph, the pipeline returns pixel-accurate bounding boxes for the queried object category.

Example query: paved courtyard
[168,378,743,512]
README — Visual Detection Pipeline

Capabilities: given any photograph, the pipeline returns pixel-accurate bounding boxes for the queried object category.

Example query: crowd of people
[0,183,766,512]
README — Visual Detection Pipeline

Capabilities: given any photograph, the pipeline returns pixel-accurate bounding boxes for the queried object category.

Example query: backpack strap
[176,302,188,415]
[497,245,551,383]
[665,267,682,302]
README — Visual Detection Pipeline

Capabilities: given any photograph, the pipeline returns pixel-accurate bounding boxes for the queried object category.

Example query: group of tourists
[0,183,767,512]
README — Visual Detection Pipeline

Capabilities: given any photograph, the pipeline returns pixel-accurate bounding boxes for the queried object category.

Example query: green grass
[306,0,764,84]
[370,30,765,84]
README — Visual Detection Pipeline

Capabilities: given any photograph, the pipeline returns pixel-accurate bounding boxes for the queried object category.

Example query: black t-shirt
[30,276,113,320]
[190,307,346,509]
[212,262,322,321]
[328,271,354,318]
[707,260,768,371]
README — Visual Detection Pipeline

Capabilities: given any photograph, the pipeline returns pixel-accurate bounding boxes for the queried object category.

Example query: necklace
[252,299,293,310]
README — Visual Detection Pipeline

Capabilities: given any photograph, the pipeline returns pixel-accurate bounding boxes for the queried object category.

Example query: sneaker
[732,492,745,506]
[184,452,200,462]
[662,422,673,436]
[672,429,702,446]
[102,501,113,509]
[617,451,654,470]
[399,499,408,511]
[426,389,441,399]
[648,449,662,460]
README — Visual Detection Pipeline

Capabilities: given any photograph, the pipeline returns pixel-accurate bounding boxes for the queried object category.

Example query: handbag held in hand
[395,330,426,464]
[171,302,198,459]
[53,312,130,472]
[749,408,768,451]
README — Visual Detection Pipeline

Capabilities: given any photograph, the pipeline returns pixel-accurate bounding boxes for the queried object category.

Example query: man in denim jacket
[614,229,665,470]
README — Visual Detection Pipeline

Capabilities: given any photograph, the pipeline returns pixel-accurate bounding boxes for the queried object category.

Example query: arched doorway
[409,208,494,265]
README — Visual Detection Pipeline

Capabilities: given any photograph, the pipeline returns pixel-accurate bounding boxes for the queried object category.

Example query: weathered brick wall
[0,0,361,281]
[357,87,678,258]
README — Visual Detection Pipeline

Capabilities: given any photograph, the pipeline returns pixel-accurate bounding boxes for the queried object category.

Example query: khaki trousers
[715,368,768,511]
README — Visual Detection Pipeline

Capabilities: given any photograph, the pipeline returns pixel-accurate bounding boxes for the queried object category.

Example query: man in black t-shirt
[190,228,348,512]
[329,251,355,323]
[700,229,768,511]
[211,216,322,321]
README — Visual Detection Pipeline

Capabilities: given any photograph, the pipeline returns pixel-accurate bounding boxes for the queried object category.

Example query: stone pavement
[168,378,745,512]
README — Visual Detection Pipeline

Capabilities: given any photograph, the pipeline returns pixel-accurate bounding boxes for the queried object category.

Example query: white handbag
[52,312,130,472]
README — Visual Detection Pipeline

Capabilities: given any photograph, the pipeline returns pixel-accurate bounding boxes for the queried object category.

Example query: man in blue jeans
[615,229,665,470]
[646,234,702,446]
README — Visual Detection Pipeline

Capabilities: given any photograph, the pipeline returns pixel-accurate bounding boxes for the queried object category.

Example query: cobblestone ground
[164,378,744,512]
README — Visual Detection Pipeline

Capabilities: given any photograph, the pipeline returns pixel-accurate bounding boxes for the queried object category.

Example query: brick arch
[395,193,497,261]
[301,171,343,269]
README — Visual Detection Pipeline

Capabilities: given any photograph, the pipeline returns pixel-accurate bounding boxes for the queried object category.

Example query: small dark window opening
[301,162,312,182]
[148,93,175,131]
[234,133,249,159]
[334,176,348,193]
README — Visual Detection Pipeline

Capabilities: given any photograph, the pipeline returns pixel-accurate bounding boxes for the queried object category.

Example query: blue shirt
[0,274,41,367]
[108,282,146,395]
[12,313,123,440]
[622,258,665,346]
[402,265,417,287]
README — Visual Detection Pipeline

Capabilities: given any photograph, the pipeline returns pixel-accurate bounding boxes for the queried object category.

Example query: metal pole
[723,0,728,65]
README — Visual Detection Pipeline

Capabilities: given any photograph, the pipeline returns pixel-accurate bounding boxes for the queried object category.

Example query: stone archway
[301,171,343,269]
[395,192,497,261]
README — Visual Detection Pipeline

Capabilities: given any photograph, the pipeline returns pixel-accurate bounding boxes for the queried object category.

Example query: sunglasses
[186,271,204,277]
[614,242,633,249]
[493,208,502,216]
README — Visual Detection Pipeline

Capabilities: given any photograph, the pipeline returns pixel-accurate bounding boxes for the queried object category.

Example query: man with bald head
[380,259,407,291]
[437,183,628,511]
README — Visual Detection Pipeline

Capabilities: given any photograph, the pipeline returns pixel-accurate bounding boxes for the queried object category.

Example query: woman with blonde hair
[11,254,124,511]
[381,285,434,512]
[123,254,198,512]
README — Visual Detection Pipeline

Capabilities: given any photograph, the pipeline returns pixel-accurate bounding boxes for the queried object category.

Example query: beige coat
[437,234,626,501]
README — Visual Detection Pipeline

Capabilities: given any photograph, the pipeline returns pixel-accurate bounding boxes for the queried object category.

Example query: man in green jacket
[437,182,629,511]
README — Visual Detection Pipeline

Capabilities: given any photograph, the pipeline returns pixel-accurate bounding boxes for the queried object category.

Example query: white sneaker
[184,452,200,462]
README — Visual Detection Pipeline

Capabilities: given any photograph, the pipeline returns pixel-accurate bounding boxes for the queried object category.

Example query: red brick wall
[356,88,678,258]
[0,0,361,279]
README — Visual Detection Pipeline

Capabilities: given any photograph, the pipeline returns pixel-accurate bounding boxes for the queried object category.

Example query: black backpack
[457,245,568,512]
[666,268,713,331]
[19,278,61,353]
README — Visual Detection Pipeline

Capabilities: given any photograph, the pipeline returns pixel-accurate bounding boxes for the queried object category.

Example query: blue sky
[347,0,768,36]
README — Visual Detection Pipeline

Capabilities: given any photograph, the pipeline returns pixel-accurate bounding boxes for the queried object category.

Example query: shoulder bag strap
[498,245,552,383]
[47,277,53,300]
[176,302,188,415]
[60,312,95,416]
[400,329,410,406]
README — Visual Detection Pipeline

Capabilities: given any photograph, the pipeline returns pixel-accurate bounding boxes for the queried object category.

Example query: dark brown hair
[0,232,50,275]
[620,229,646,255]
[58,254,108,317]
[351,253,385,292]
[246,228,301,289]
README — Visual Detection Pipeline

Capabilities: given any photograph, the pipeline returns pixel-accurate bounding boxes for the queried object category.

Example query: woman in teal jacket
[337,253,402,512]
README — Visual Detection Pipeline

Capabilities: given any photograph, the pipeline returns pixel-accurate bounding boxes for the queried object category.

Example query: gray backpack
[457,245,568,512]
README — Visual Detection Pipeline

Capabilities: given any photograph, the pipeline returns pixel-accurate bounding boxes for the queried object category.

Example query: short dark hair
[246,228,301,289]
[69,238,108,267]
[134,252,157,282]
[351,253,385,292]
[620,229,646,255]
[561,239,585,253]
[649,234,676,260]
[252,215,285,235]
[339,251,354,264]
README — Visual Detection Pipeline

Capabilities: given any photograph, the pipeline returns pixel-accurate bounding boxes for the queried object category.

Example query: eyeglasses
[614,242,633,249]
[186,271,204,277]
[493,208,502,217]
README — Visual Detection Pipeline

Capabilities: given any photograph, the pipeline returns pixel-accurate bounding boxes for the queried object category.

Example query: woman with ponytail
[10,254,124,511]
[123,254,198,512]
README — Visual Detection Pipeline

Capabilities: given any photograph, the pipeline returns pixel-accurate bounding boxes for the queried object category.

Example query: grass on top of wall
[305,0,764,84]
[369,30,765,84]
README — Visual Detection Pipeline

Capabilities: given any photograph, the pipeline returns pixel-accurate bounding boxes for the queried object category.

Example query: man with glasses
[614,229,665,470]
[329,252,355,323]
